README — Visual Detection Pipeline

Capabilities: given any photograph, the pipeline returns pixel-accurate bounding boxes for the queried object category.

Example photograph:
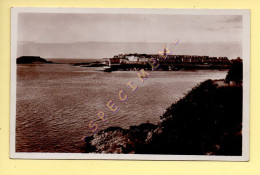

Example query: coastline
[83,79,242,155]
[73,62,232,71]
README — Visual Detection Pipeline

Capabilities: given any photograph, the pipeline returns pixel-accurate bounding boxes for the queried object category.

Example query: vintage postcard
[10,8,250,160]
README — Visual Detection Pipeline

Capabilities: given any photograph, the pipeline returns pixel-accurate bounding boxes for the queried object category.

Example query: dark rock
[17,56,53,64]
[84,124,157,153]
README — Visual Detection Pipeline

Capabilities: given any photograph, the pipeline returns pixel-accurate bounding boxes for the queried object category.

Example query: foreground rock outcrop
[84,124,157,153]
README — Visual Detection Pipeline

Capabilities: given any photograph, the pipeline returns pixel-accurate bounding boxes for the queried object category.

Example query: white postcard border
[10,7,250,161]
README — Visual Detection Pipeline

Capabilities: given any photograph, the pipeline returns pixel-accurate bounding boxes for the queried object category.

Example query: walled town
[103,50,231,71]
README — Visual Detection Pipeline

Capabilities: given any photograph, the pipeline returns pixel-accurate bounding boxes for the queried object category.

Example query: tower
[163,45,167,59]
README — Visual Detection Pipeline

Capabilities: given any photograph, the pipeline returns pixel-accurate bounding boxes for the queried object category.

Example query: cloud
[218,16,242,23]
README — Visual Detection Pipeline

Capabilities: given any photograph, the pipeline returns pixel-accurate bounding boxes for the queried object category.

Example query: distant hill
[16,56,54,64]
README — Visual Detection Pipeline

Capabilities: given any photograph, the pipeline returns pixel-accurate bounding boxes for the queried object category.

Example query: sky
[17,13,243,59]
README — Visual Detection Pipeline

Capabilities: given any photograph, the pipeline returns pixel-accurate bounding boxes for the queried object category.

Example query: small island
[16,56,54,64]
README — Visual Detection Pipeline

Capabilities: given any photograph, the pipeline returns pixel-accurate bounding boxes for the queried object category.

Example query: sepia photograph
[10,8,250,160]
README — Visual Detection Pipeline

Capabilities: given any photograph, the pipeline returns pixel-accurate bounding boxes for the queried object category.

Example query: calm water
[16,64,227,152]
